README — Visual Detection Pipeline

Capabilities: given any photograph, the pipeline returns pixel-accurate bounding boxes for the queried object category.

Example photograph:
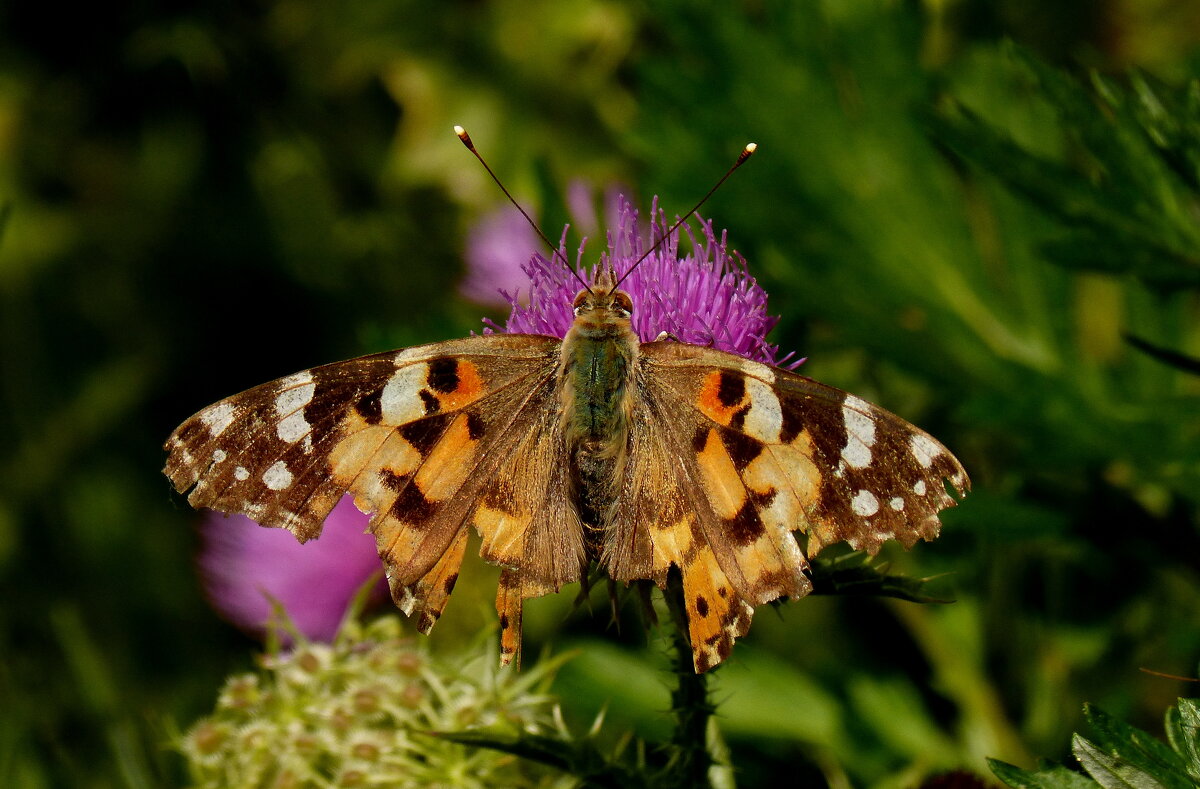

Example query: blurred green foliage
[2,0,1198,787]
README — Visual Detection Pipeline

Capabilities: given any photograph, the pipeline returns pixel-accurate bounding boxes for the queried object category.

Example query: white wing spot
[913,479,927,496]
[841,396,876,469]
[274,371,316,416]
[381,363,430,424]
[889,496,905,511]
[851,489,879,517]
[212,449,227,463]
[201,402,236,434]
[277,410,311,444]
[743,378,783,442]
[262,460,293,490]
[910,433,941,469]
[234,466,250,481]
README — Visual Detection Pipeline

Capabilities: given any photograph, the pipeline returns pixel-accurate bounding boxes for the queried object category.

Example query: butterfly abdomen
[559,315,639,541]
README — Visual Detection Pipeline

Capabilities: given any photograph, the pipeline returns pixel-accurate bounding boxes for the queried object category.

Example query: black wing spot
[399,413,452,455]
[725,499,766,545]
[466,411,486,441]
[426,358,460,394]
[355,387,383,424]
[418,390,440,415]
[695,595,710,618]
[717,372,746,408]
[378,469,410,491]
[390,482,437,525]
[720,428,763,471]
[779,395,804,444]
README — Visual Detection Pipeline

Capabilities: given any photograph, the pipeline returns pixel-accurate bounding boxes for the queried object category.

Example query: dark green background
[3,0,1199,785]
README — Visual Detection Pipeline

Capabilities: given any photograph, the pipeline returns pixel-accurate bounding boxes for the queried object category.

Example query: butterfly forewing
[164,334,566,631]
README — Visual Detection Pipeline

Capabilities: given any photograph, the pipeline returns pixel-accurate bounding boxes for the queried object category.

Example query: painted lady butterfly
[165,137,968,672]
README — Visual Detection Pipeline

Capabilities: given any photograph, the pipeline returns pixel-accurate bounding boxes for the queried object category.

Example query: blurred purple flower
[198,496,386,643]
[459,203,541,308]
[488,195,799,367]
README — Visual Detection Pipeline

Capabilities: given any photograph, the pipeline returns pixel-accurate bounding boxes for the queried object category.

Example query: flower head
[198,496,386,644]
[180,615,573,787]
[486,195,796,367]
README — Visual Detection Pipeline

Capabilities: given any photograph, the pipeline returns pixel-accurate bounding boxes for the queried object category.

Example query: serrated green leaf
[988,757,1099,789]
[1081,704,1192,789]
[1171,699,1200,781]
[1072,735,1168,789]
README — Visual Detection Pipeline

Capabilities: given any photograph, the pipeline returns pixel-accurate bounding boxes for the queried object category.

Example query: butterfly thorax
[558,282,638,540]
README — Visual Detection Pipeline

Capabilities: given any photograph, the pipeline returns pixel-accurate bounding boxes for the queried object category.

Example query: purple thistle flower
[198,497,386,643]
[487,195,798,367]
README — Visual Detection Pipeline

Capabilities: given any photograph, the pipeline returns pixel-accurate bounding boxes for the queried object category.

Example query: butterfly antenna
[613,142,757,289]
[454,125,593,294]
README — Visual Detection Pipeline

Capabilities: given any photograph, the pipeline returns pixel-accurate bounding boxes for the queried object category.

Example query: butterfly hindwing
[605,351,813,671]
[164,333,569,634]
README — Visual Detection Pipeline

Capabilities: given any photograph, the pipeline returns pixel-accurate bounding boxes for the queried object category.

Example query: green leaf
[1071,735,1167,789]
[988,757,1099,789]
[1080,704,1192,788]
[1166,699,1200,782]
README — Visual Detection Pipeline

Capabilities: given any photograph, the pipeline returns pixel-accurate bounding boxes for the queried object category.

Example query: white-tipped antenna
[613,142,757,290]
[454,126,593,294]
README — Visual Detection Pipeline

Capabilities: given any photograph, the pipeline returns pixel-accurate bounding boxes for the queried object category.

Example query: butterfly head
[571,271,634,335]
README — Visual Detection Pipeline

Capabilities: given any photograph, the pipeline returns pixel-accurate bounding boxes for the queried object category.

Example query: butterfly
[165,135,968,672]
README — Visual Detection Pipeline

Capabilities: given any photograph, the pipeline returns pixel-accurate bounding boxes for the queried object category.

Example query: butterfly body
[165,276,968,672]
[560,279,638,553]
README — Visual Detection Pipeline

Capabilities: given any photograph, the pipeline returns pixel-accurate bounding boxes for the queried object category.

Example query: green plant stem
[662,574,715,789]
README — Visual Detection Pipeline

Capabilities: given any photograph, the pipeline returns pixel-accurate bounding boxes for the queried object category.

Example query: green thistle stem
[662,573,714,789]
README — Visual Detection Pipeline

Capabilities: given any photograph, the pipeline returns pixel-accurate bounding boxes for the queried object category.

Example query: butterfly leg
[496,568,524,668]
